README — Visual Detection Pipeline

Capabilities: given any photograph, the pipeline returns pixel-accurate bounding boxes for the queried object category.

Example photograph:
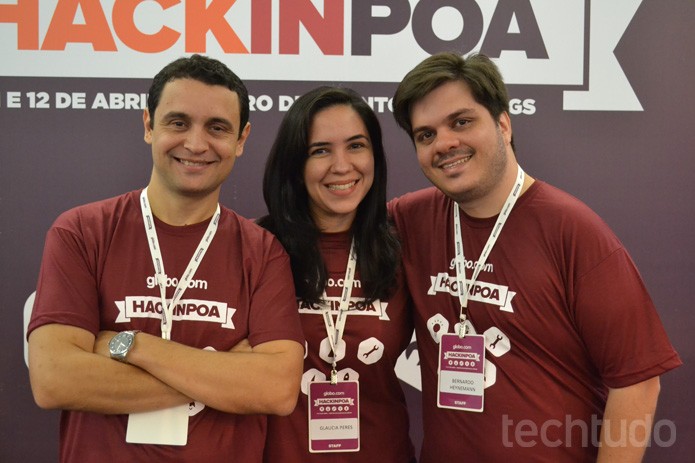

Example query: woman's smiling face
[303,104,375,232]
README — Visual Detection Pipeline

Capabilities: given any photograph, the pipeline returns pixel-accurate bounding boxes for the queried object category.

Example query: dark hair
[147,54,249,138]
[257,86,400,305]
[393,52,513,148]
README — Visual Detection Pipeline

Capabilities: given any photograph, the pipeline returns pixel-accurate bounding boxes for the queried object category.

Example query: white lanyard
[453,166,525,337]
[140,187,220,340]
[321,238,357,384]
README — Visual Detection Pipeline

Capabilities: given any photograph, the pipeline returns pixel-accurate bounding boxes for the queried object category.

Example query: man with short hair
[28,54,304,462]
[389,52,681,462]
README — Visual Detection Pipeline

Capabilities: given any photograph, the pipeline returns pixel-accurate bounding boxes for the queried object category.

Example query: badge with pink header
[437,333,486,412]
[308,380,360,452]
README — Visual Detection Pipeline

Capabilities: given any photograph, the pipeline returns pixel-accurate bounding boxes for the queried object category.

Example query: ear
[234,122,252,158]
[143,109,153,144]
[498,111,512,145]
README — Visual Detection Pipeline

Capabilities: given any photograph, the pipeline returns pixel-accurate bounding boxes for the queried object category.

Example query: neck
[146,184,219,226]
[313,212,356,234]
[458,163,535,219]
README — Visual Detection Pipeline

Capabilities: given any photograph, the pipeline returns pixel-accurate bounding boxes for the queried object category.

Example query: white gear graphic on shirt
[319,336,346,364]
[336,367,359,382]
[357,337,384,365]
[484,326,511,357]
[301,368,326,395]
[188,400,204,416]
[427,313,449,343]
[483,360,497,388]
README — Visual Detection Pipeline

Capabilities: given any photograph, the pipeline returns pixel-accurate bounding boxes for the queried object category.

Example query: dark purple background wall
[2,1,693,460]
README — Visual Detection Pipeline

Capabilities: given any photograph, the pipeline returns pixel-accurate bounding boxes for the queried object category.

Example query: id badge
[126,403,189,445]
[437,333,485,412]
[308,380,360,453]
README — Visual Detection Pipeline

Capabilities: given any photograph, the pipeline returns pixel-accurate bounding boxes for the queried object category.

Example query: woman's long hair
[257,86,400,305]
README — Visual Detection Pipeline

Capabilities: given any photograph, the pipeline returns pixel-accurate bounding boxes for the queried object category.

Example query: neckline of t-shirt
[131,189,219,236]
[453,180,543,229]
[150,211,217,236]
[320,230,352,247]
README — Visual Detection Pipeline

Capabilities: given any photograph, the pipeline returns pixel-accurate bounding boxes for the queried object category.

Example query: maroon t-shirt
[29,190,304,463]
[264,232,415,463]
[389,181,681,463]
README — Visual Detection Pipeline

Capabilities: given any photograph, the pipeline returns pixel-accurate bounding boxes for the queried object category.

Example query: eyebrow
[207,117,234,129]
[308,134,369,149]
[412,108,476,135]
[160,111,189,122]
[160,112,235,130]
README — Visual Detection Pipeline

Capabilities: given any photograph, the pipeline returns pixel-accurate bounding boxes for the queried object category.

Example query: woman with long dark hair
[258,86,415,463]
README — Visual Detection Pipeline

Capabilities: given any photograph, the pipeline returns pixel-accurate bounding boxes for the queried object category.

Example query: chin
[440,183,475,202]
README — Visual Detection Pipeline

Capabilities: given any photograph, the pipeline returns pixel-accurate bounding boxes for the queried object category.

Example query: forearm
[127,332,304,415]
[28,324,189,414]
[596,377,661,463]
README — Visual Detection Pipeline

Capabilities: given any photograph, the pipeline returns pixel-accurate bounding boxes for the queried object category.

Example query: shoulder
[218,207,287,255]
[51,190,140,234]
[524,181,614,231]
[520,180,623,252]
[526,181,590,210]
[219,207,274,237]
[388,187,447,216]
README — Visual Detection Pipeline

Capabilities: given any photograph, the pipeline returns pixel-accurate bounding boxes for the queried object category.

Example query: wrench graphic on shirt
[489,335,504,349]
[363,345,380,358]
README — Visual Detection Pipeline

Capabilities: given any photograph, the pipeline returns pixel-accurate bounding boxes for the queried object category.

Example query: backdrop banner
[2,1,693,460]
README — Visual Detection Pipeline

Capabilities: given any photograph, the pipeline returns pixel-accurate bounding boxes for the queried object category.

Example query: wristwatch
[109,330,139,362]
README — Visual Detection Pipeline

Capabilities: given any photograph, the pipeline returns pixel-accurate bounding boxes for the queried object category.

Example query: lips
[176,157,213,167]
[439,154,472,170]
[327,180,358,191]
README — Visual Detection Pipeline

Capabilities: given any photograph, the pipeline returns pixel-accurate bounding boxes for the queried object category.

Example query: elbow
[30,378,66,410]
[221,381,299,416]
[29,360,77,411]
[252,374,300,416]
[262,365,302,416]
[29,359,66,410]
[272,355,303,416]
[33,395,61,411]
[271,385,300,416]
[262,342,303,416]
[213,370,301,416]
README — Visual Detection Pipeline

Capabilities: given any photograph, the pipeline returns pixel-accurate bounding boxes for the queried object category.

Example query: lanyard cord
[453,166,525,337]
[140,188,220,340]
[321,238,357,383]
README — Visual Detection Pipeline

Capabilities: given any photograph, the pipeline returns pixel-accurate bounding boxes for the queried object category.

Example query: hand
[94,330,118,357]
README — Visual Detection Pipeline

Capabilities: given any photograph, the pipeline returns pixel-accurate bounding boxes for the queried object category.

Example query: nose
[184,126,209,154]
[434,128,460,154]
[330,149,353,174]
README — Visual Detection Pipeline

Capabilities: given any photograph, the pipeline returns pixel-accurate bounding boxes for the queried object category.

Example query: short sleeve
[573,248,681,387]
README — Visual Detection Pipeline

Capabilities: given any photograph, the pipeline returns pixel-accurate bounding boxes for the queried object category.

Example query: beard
[436,127,509,206]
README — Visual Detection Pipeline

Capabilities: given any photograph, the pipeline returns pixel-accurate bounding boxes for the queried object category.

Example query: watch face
[110,332,134,356]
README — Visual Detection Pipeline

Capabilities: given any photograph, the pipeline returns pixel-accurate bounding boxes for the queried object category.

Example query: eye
[348,141,367,150]
[308,147,328,157]
[416,130,434,144]
[454,118,470,129]
[208,120,234,135]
